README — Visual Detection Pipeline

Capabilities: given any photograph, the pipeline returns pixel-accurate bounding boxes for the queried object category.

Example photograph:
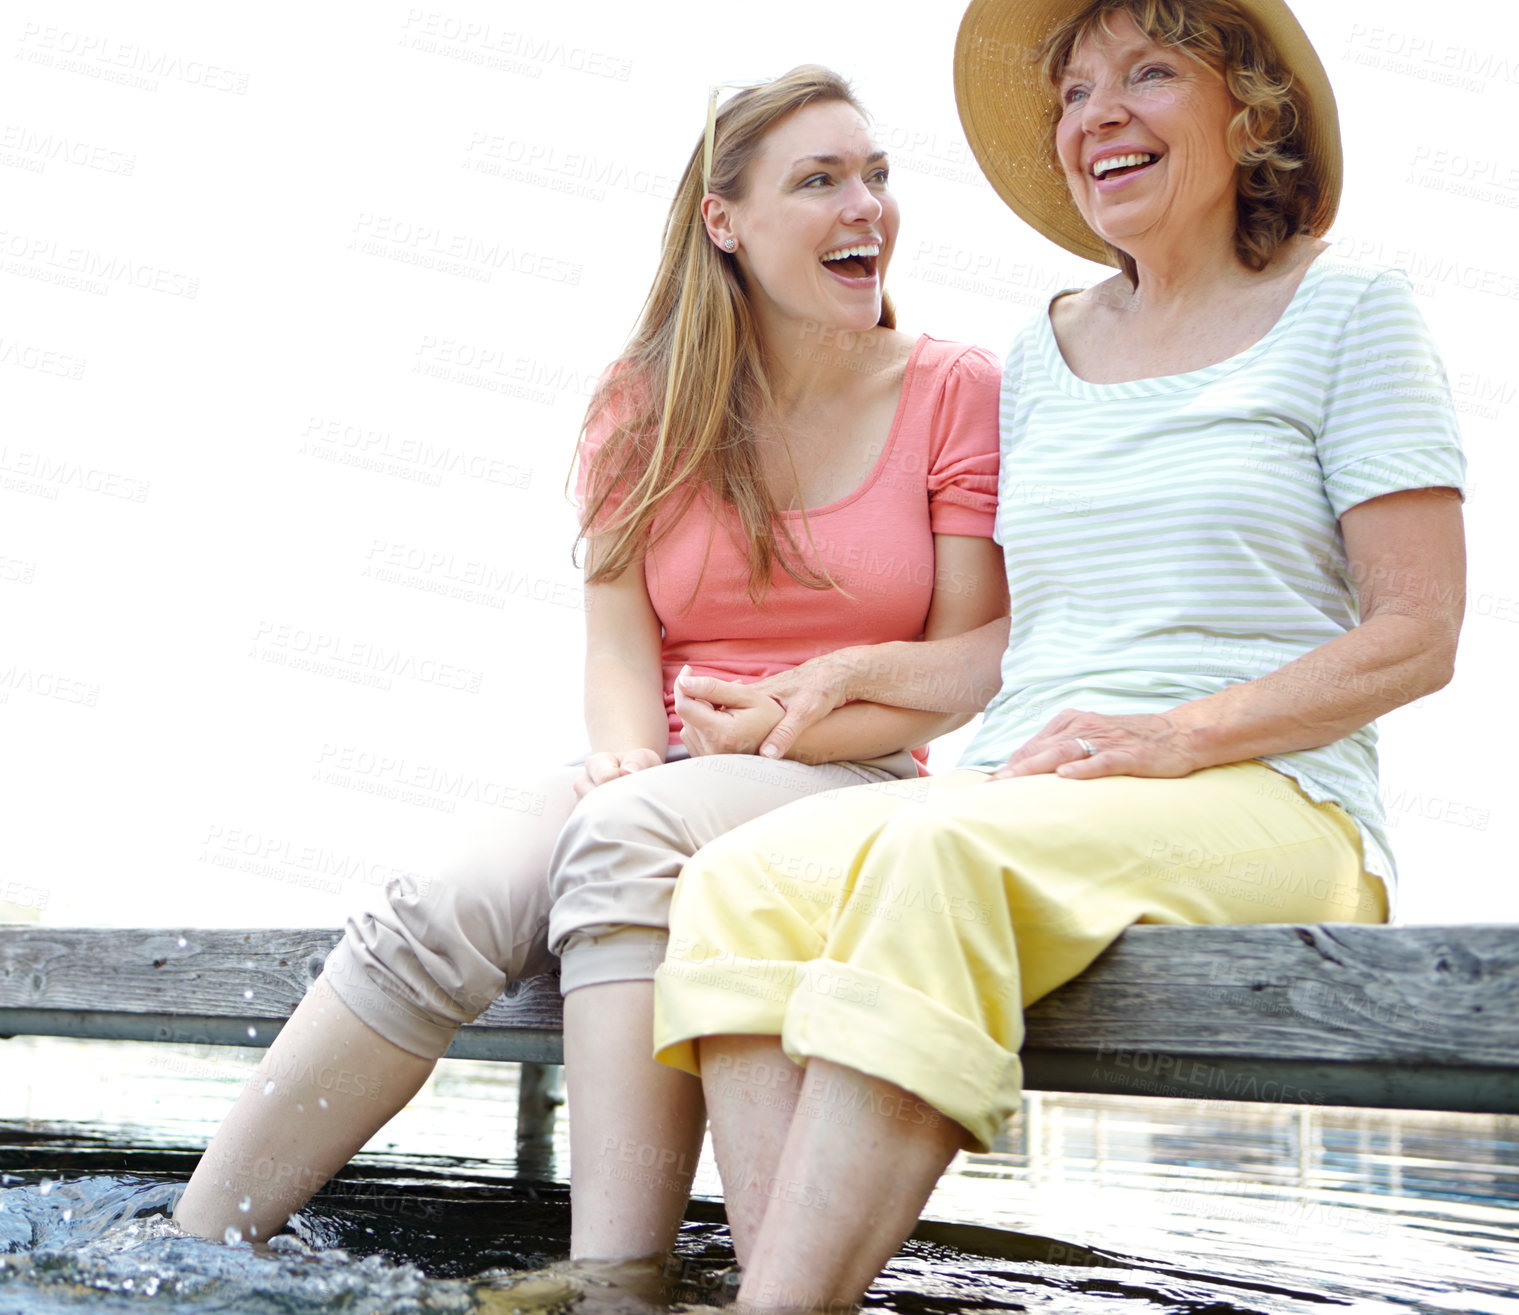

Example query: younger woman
[175,65,1009,1264]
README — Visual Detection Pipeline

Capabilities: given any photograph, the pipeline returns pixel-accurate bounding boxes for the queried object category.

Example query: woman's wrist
[586,720,669,759]
[1162,685,1320,773]
[822,643,913,705]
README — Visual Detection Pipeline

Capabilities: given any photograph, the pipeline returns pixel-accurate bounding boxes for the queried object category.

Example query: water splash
[0,1172,489,1312]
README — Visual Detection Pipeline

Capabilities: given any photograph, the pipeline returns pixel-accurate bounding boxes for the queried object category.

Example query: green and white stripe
[960,257,1468,905]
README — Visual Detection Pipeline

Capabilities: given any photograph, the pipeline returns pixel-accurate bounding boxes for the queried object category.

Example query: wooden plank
[0,928,335,1017]
[1016,922,1519,1113]
[4,924,1517,1112]
[0,928,564,1058]
[0,928,563,1032]
[1021,923,1518,1065]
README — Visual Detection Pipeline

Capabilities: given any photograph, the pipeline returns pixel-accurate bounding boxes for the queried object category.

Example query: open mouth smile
[820,242,880,281]
[1090,151,1159,181]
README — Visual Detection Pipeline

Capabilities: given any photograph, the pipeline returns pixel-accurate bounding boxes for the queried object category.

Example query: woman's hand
[675,666,786,757]
[741,655,856,759]
[681,658,855,757]
[573,747,664,800]
[992,708,1199,780]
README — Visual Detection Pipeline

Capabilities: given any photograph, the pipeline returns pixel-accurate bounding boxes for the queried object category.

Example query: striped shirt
[959,256,1467,905]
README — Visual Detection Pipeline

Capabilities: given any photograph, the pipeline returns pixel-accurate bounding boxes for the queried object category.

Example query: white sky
[3,0,1515,929]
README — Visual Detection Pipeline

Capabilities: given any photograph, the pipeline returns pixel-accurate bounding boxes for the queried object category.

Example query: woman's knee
[410,845,562,969]
[549,768,696,905]
[343,803,574,1001]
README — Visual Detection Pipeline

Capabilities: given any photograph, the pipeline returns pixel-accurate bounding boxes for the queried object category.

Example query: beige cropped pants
[322,749,918,1060]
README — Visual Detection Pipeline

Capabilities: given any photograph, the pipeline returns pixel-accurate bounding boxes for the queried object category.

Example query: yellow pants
[653,762,1388,1151]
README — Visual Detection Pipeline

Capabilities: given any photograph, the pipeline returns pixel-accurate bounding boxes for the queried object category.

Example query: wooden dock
[3,924,1515,1134]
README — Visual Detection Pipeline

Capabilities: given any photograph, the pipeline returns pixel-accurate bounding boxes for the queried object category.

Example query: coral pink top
[577,335,1000,768]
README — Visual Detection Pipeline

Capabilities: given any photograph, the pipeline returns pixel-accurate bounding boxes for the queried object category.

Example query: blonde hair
[573,65,894,600]
[1037,0,1318,282]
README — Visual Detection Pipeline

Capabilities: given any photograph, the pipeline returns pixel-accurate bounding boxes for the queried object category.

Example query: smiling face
[718,99,898,336]
[1054,11,1240,255]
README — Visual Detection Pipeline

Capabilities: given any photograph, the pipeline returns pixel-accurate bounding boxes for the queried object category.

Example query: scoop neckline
[1037,250,1334,399]
[775,331,927,519]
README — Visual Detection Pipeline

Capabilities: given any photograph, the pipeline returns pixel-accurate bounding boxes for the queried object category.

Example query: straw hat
[953,0,1342,265]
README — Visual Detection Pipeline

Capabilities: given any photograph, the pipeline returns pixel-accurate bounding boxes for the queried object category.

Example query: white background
[3,0,1514,929]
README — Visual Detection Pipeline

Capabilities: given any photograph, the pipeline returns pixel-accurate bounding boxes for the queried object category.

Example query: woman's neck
[1051,234,1327,385]
[761,318,900,414]
[1114,207,1250,313]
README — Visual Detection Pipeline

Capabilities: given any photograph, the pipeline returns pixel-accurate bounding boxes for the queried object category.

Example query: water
[2,1036,1517,1313]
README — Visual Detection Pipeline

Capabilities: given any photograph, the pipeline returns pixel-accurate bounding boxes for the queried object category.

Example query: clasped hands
[677,654,858,762]
[573,665,793,800]
[674,665,787,757]
[577,654,1202,799]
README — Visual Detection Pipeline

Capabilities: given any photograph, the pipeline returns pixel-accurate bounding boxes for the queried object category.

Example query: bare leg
[175,976,434,1241]
[563,981,705,1259]
[704,1047,964,1311]
[696,1035,803,1266]
[550,755,915,1262]
[178,765,583,1242]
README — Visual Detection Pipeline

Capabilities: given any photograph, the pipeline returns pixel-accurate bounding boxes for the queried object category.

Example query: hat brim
[953,0,1342,266]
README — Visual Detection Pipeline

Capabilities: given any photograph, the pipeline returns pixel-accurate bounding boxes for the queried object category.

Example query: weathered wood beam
[3,924,1515,1112]
[1018,922,1518,1111]
[0,928,561,1059]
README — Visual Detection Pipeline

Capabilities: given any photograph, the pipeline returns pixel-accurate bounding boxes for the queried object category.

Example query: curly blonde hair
[1037,0,1319,281]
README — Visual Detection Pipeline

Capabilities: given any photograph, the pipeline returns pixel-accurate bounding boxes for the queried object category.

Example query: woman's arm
[744,614,1011,759]
[996,487,1466,779]
[781,534,1008,762]
[677,534,1010,763]
[579,554,670,796]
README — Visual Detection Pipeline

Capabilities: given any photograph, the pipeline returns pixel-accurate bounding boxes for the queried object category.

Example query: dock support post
[515,1061,564,1153]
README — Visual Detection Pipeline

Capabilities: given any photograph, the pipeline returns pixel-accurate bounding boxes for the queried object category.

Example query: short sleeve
[572,408,610,516]
[1318,269,1467,518]
[573,368,640,528]
[926,345,1002,536]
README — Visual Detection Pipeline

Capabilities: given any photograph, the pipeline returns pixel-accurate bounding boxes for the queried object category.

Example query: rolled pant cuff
[653,955,799,1077]
[782,961,1022,1153]
[558,927,669,995]
[323,933,460,1062]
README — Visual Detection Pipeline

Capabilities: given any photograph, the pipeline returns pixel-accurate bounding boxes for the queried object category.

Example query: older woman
[646,0,1466,1305]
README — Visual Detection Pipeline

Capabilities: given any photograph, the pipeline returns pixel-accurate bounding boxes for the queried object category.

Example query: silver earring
[723,237,736,251]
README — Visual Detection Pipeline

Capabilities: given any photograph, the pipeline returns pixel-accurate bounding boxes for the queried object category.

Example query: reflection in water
[944,1092,1519,1311]
[1,1037,1516,1313]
